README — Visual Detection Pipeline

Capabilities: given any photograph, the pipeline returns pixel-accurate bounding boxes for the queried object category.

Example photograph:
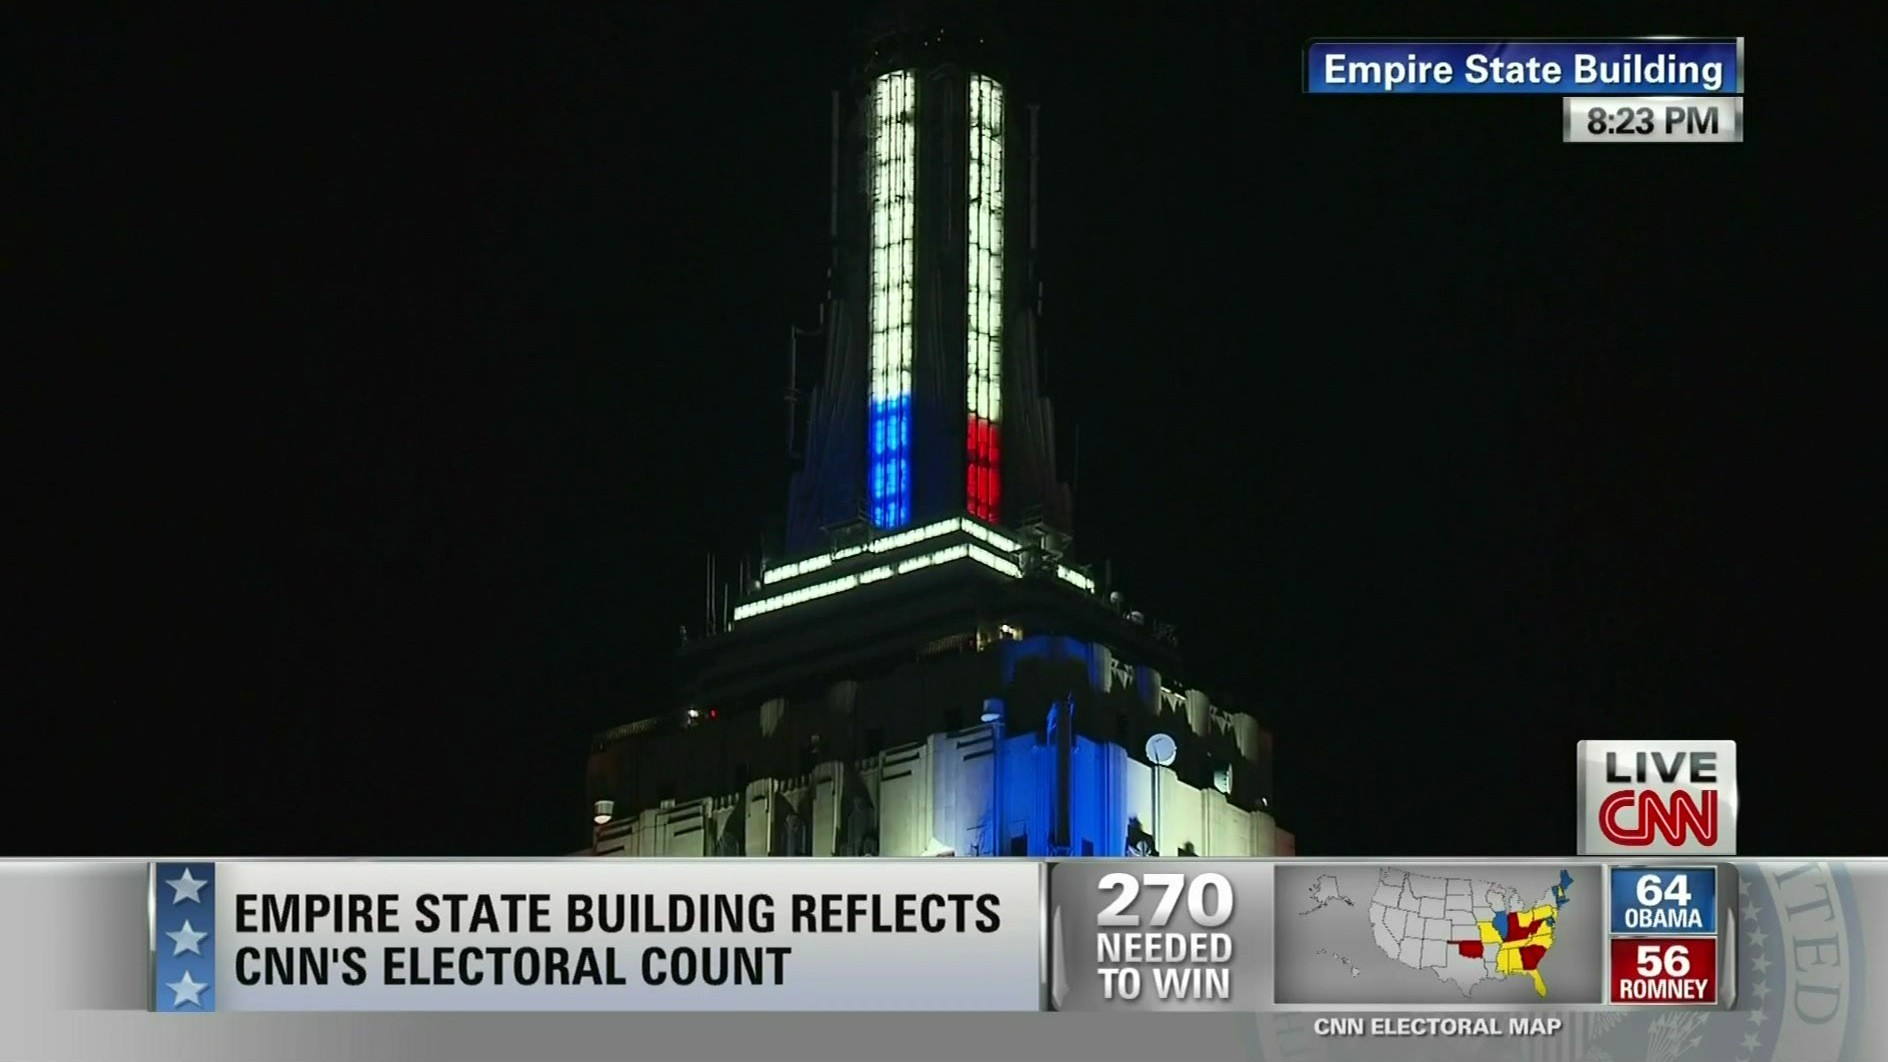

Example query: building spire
[860,0,1000,42]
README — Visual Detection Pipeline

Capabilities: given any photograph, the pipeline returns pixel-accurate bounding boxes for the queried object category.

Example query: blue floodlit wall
[867,395,912,527]
[972,636,1151,856]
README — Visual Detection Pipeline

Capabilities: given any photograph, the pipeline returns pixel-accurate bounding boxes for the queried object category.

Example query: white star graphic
[1743,900,1763,921]
[167,920,207,956]
[1742,1032,1762,1051]
[1747,926,1768,947]
[167,869,207,904]
[1751,979,1772,1000]
[1748,1007,1768,1026]
[167,970,208,1008]
[1752,954,1773,974]
[1740,878,1753,897]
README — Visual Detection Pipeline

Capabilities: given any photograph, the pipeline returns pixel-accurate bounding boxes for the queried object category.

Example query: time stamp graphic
[1563,97,1743,144]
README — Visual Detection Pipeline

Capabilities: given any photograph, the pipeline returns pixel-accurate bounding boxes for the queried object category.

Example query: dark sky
[15,4,1865,859]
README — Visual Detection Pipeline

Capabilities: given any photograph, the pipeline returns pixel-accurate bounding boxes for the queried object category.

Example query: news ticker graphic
[1304,39,1742,95]
[151,859,1042,1012]
[4,858,1875,1062]
[141,858,1755,1015]
[1577,740,1739,856]
[1564,97,1743,143]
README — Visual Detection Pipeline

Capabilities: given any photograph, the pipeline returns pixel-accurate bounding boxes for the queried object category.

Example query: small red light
[709,709,718,719]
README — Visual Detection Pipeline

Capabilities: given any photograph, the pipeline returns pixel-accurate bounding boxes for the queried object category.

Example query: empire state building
[583,3,1292,860]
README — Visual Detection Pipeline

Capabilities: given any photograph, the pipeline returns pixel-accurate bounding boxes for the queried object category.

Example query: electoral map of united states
[1367,866,1575,997]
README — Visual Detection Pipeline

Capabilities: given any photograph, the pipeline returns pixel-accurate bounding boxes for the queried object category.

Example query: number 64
[1097,872,1234,928]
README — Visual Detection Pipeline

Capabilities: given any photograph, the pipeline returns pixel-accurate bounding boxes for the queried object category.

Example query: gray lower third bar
[1563,96,1743,143]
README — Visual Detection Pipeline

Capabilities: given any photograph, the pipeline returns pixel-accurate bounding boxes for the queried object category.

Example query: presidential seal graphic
[1682,862,1860,1062]
[1241,861,1862,1062]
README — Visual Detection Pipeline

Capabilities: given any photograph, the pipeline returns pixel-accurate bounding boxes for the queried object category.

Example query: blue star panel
[151,862,216,1012]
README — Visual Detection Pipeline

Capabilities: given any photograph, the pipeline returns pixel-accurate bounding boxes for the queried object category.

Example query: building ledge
[747,515,1094,620]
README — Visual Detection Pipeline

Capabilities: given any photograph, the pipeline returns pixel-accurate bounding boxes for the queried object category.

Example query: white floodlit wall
[964,74,1005,521]
[867,70,917,528]
[966,74,1005,430]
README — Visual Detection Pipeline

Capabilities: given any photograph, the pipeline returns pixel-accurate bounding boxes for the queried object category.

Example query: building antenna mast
[829,90,841,262]
[1071,423,1080,503]
[1029,104,1042,318]
[785,326,801,461]
[787,91,844,465]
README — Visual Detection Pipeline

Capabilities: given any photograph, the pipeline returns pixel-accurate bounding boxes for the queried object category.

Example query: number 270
[1097,872,1234,928]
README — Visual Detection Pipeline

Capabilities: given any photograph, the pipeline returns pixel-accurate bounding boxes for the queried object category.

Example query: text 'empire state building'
[583,5,1292,861]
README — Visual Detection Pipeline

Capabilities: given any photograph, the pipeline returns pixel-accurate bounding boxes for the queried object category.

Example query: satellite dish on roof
[1145,732,1177,767]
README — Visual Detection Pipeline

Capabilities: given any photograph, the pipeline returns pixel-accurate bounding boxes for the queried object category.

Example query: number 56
[1636,944,1690,978]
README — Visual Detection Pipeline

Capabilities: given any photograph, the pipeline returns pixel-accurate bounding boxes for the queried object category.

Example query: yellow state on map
[1479,904,1558,997]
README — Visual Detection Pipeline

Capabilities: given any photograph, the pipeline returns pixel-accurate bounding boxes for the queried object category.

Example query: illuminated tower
[782,4,1069,547]
[583,4,1291,861]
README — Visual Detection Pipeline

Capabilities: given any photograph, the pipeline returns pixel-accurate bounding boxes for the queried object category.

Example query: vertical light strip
[868,71,917,529]
[966,75,1005,523]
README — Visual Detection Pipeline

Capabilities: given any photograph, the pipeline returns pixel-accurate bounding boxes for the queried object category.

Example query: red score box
[1608,936,1718,1005]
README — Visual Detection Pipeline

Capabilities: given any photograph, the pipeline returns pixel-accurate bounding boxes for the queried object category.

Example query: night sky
[17,4,1863,859]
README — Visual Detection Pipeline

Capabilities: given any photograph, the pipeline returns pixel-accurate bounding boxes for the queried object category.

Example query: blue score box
[1608,866,1717,936]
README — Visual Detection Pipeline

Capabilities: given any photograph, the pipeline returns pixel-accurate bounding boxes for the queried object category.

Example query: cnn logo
[1577,741,1738,856]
